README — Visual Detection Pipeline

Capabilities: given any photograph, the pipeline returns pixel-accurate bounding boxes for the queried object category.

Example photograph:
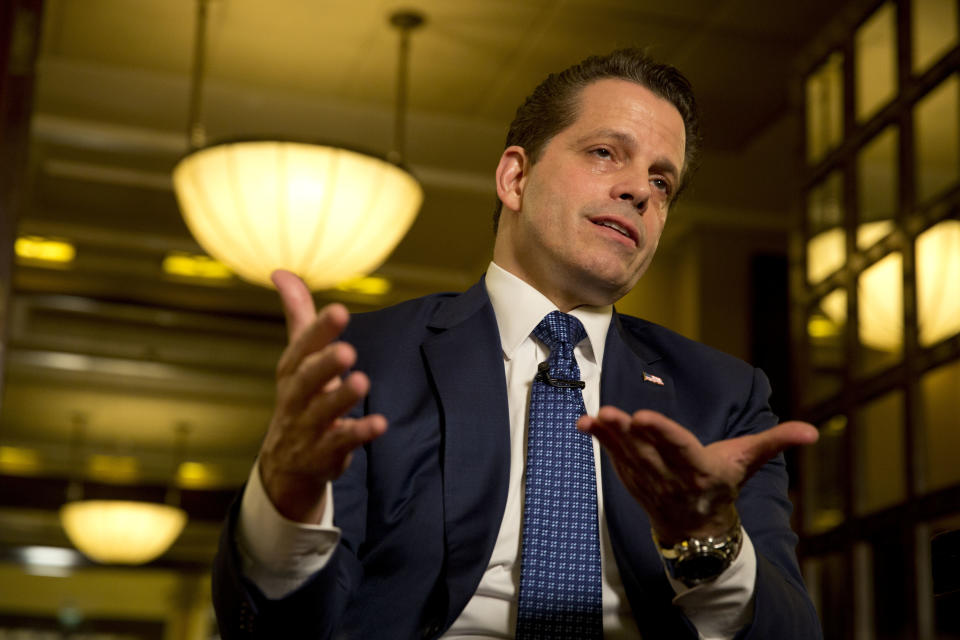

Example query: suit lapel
[599,313,694,636]
[421,280,511,629]
[422,299,691,634]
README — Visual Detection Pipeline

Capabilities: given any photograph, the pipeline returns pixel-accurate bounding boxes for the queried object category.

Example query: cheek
[651,208,668,233]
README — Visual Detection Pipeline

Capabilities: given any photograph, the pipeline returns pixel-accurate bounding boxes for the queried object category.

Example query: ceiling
[1,0,863,564]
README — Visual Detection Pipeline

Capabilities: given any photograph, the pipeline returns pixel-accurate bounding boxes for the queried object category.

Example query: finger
[580,412,671,479]
[322,375,343,393]
[626,409,711,471]
[277,303,351,378]
[578,411,633,461]
[580,408,655,470]
[578,405,632,434]
[586,408,706,475]
[280,342,356,414]
[322,414,388,463]
[301,370,372,431]
[272,269,316,341]
[729,421,818,478]
[628,409,701,450]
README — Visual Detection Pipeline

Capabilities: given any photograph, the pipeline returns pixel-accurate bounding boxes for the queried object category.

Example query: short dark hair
[493,48,702,231]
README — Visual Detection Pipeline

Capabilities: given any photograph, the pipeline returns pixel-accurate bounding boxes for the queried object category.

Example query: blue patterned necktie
[516,311,602,639]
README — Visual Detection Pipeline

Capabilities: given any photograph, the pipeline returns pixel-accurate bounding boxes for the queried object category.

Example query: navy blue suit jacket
[213,281,822,639]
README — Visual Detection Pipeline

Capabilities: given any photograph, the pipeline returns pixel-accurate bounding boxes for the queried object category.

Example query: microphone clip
[535,361,585,389]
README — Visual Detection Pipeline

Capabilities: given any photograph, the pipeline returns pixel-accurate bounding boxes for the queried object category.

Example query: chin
[577,262,644,299]
[567,273,633,307]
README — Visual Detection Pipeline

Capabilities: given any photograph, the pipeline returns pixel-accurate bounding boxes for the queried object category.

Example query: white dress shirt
[236,261,756,639]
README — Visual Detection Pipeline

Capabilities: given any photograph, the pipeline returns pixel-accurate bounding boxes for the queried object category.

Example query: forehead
[563,78,686,167]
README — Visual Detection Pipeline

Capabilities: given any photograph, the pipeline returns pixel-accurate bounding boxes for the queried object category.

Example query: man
[213,49,822,639]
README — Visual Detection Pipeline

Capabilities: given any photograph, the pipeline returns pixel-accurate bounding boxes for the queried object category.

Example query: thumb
[271,269,316,342]
[735,421,819,479]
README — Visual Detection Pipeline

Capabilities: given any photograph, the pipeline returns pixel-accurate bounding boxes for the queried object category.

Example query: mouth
[589,216,639,247]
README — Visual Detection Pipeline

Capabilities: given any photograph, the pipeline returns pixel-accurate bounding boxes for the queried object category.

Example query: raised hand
[578,407,817,545]
[258,270,387,523]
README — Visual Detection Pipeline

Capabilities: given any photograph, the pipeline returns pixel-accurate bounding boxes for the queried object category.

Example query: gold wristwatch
[652,515,743,587]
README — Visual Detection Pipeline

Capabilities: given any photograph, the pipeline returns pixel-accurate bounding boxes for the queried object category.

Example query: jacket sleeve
[732,368,823,640]
[211,441,370,639]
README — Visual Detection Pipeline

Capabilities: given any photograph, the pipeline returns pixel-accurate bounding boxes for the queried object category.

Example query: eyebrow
[576,128,682,180]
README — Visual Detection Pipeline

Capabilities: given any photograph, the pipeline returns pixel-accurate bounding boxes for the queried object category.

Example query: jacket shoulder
[615,313,754,376]
[341,291,461,356]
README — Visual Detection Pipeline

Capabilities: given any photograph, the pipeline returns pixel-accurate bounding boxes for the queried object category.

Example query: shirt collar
[485,261,612,366]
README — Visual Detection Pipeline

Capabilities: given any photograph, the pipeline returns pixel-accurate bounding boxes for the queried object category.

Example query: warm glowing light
[807,220,960,351]
[916,220,960,347]
[858,252,903,351]
[335,275,392,296]
[175,461,222,489]
[811,508,845,531]
[809,289,848,343]
[60,500,187,565]
[807,315,841,339]
[162,251,233,280]
[173,142,422,291]
[823,415,848,436]
[86,455,139,484]
[806,221,895,285]
[15,236,76,264]
[0,446,41,475]
[806,228,845,284]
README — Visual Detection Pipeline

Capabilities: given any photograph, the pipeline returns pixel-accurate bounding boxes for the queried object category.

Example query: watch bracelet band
[652,513,744,587]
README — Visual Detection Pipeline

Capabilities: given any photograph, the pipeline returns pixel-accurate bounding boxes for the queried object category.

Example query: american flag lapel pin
[642,371,665,386]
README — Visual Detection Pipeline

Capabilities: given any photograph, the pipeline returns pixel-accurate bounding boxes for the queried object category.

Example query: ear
[495,145,529,213]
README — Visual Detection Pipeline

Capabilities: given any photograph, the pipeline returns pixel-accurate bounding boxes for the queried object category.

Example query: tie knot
[533,311,586,352]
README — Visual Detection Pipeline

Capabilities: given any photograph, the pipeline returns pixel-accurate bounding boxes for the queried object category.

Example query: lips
[589,215,639,247]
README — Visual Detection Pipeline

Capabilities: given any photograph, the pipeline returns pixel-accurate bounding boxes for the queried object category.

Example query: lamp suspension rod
[186,0,211,150]
[389,11,424,166]
[165,423,190,507]
[66,413,87,502]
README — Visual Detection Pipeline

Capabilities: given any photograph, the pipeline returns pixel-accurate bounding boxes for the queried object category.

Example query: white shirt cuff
[235,460,341,599]
[668,527,757,640]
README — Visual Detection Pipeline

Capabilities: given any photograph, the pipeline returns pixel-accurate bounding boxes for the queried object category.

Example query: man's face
[494,78,686,310]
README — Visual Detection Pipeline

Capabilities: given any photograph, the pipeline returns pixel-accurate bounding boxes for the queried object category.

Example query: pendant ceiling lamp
[173,2,425,290]
[61,500,187,565]
[58,417,188,566]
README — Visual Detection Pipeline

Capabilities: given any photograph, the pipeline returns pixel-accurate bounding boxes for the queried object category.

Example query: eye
[651,177,671,194]
[590,147,612,159]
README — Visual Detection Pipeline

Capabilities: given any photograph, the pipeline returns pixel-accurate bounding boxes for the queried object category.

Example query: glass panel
[921,359,960,491]
[858,252,903,373]
[806,52,845,164]
[853,542,876,638]
[917,219,960,347]
[912,0,959,73]
[856,2,898,122]
[915,74,960,203]
[929,514,960,636]
[855,390,905,514]
[857,127,899,248]
[806,172,845,284]
[803,415,846,533]
[802,552,849,640]
[867,529,911,639]
[805,289,846,404]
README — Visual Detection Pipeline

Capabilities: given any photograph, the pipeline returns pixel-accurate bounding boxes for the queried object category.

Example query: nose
[612,171,650,212]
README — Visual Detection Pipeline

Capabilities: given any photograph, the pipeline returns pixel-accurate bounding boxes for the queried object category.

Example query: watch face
[677,554,727,582]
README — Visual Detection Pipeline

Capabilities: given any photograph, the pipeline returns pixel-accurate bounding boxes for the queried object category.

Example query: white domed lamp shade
[172,141,423,290]
[60,500,187,565]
